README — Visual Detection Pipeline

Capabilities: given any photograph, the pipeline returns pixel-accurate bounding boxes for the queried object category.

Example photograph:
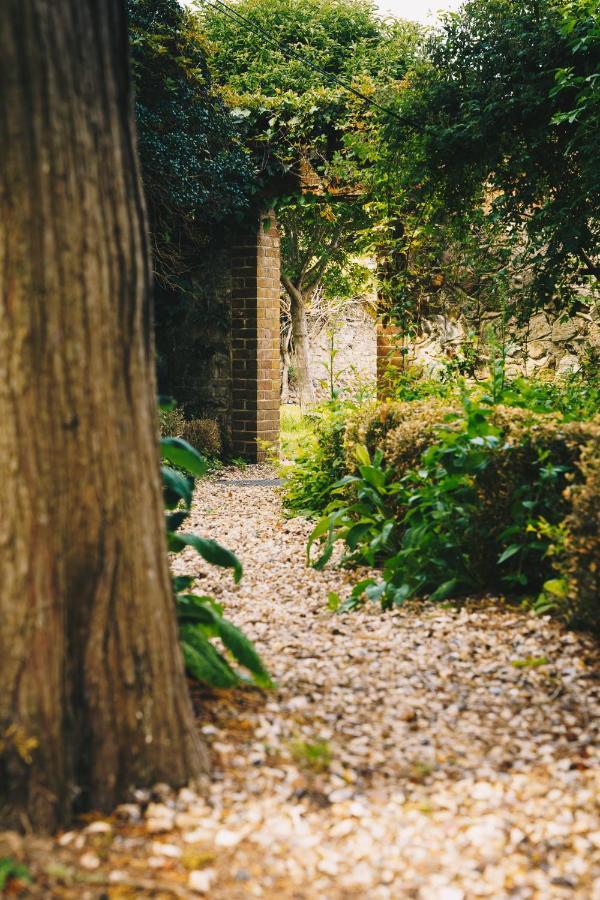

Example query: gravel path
[175,466,600,899]
[7,465,599,898]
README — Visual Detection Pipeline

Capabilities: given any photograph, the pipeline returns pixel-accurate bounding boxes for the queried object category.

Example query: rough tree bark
[282,277,316,407]
[0,0,208,831]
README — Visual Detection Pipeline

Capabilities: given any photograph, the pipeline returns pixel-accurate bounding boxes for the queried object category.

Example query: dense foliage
[199,0,416,174]
[128,0,257,284]
[284,368,600,628]
[381,0,600,317]
[200,0,423,397]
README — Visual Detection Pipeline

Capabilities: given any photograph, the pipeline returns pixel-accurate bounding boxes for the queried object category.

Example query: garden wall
[156,212,281,460]
[378,302,600,381]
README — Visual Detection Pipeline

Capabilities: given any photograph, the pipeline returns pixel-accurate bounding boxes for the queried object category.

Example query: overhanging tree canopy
[384,0,600,314]
[129,0,258,285]
[198,0,423,400]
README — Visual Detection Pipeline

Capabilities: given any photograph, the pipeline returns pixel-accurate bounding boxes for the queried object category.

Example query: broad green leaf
[171,533,243,582]
[331,474,360,490]
[166,510,189,532]
[391,583,412,605]
[350,578,376,598]
[160,437,209,478]
[498,544,522,564]
[354,444,371,467]
[429,578,458,601]
[311,542,335,571]
[358,465,386,490]
[543,578,569,598]
[308,516,333,543]
[172,575,194,593]
[365,581,386,602]
[217,619,273,688]
[176,594,218,627]
[346,522,373,550]
[180,628,239,688]
[162,465,193,509]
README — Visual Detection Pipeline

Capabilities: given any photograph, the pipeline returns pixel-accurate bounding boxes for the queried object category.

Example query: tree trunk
[0,0,208,832]
[280,322,292,404]
[282,277,316,406]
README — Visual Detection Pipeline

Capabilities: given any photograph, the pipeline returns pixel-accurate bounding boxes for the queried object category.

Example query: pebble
[79,851,100,870]
[188,867,216,893]
[58,832,75,847]
[214,828,242,848]
[146,802,176,833]
[151,841,182,858]
[84,821,112,835]
[115,803,141,823]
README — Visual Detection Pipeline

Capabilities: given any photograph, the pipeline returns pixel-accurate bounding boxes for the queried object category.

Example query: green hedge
[308,395,600,627]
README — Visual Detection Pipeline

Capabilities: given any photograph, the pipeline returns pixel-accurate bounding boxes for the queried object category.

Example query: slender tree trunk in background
[0,0,208,832]
[282,277,316,406]
[280,323,292,404]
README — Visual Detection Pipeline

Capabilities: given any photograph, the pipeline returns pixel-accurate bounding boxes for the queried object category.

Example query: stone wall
[512,309,600,375]
[309,301,377,397]
[377,304,600,380]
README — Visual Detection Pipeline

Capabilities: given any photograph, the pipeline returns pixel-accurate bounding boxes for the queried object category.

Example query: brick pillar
[231,211,280,461]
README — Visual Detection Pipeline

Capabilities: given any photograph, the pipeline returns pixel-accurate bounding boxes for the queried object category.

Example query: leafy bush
[284,367,600,520]
[391,371,460,404]
[344,398,460,479]
[159,404,186,438]
[282,400,351,517]
[501,372,600,422]
[160,430,271,688]
[129,0,255,286]
[551,430,600,628]
[280,404,316,460]
[182,418,222,458]
[307,387,600,626]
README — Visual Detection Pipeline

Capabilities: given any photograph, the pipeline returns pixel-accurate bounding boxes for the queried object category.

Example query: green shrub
[501,372,600,422]
[282,400,351,517]
[390,370,460,404]
[280,404,316,460]
[554,429,600,628]
[344,401,405,469]
[182,418,222,457]
[293,369,599,521]
[159,404,186,437]
[308,391,600,626]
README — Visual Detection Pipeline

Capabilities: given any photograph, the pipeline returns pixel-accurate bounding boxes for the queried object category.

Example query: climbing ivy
[128,0,258,285]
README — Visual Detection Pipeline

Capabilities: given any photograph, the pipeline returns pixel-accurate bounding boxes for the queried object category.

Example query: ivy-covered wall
[155,244,233,447]
[155,212,282,460]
